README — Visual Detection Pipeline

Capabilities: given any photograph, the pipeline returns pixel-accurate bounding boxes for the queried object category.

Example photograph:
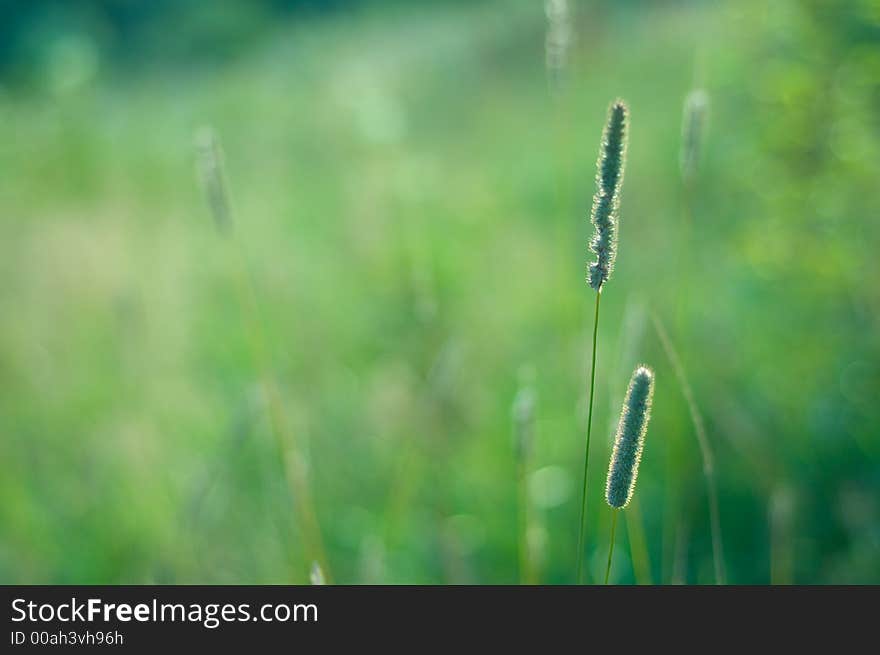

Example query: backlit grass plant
[604,365,655,584]
[195,127,331,583]
[575,99,629,583]
[652,313,725,584]
[663,88,727,584]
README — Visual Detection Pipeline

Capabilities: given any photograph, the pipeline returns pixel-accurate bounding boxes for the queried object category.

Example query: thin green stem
[605,509,619,585]
[200,134,332,583]
[576,290,602,584]
[652,313,726,584]
[228,240,332,583]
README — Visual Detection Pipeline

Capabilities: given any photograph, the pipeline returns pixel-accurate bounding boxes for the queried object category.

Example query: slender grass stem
[198,128,331,582]
[229,242,332,583]
[652,313,725,584]
[604,509,618,585]
[664,181,692,580]
[576,289,601,584]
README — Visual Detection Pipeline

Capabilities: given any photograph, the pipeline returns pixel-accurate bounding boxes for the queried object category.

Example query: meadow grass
[0,0,877,585]
[604,366,655,583]
[196,127,331,582]
[575,99,628,584]
[652,314,725,584]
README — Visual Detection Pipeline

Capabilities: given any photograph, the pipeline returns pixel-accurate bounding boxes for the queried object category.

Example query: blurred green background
[1,0,878,584]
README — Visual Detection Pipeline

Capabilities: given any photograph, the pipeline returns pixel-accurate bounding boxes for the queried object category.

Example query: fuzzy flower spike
[606,365,654,509]
[588,100,629,291]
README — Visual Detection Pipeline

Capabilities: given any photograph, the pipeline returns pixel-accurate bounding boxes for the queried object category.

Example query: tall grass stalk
[544,0,573,94]
[665,103,708,590]
[604,509,618,584]
[575,289,601,584]
[674,89,708,329]
[545,1,577,321]
[576,100,629,583]
[652,313,725,584]
[605,298,651,583]
[196,127,332,582]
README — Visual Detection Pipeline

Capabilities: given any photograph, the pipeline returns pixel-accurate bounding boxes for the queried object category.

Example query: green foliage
[0,0,878,584]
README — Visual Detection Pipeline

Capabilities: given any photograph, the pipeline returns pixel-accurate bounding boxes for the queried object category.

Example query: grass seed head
[195,126,233,234]
[605,365,654,509]
[588,99,629,291]
[545,0,573,90]
[680,89,709,182]
[310,561,326,585]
